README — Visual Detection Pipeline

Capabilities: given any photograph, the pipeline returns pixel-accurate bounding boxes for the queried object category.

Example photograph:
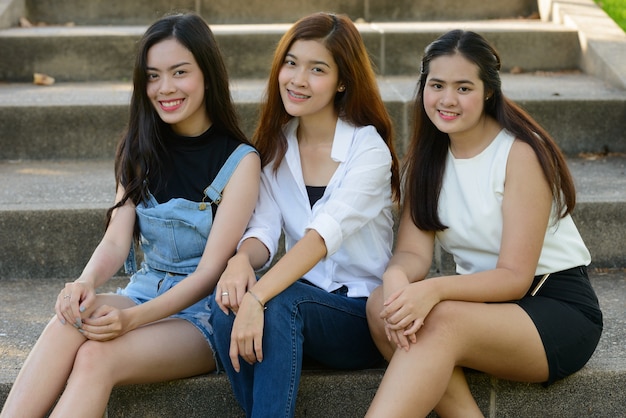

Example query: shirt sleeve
[239,170,283,270]
[307,127,392,256]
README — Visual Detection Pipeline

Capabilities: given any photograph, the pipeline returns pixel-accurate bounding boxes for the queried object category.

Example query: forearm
[245,230,326,306]
[383,250,431,284]
[234,237,272,270]
[124,266,216,330]
[76,238,130,288]
[430,267,532,303]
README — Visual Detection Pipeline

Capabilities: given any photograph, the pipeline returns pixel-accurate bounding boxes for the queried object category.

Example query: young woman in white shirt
[208,12,400,418]
[365,30,602,417]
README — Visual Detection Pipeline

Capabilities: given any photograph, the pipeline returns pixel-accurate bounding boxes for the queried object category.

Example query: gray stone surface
[0,0,625,415]
[0,271,624,417]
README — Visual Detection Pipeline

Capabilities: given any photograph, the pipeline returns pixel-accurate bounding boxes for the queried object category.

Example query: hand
[380,271,413,351]
[229,292,265,372]
[55,281,96,328]
[216,254,257,314]
[381,280,439,349]
[78,305,130,341]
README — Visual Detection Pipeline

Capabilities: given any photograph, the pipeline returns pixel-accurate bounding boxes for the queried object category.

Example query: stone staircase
[0,0,625,416]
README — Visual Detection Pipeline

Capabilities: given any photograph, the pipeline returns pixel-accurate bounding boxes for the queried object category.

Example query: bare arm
[80,152,261,340]
[382,140,552,335]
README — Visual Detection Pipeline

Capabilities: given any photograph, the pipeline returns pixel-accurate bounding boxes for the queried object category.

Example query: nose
[290,67,307,87]
[440,88,456,106]
[158,75,176,95]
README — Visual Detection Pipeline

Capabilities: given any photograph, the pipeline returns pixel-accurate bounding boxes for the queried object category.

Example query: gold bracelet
[248,290,266,310]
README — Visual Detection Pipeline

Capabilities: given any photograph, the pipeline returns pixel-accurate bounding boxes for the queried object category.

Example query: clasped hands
[55,281,130,341]
[380,277,438,352]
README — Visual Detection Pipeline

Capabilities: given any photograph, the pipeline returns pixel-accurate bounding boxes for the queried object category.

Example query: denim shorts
[117,264,215,352]
[515,265,603,385]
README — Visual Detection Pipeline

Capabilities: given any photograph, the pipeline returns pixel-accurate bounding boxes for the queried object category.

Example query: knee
[366,287,384,333]
[366,287,390,353]
[72,341,112,378]
[421,300,463,340]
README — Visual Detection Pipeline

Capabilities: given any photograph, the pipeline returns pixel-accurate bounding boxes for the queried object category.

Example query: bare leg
[366,286,394,361]
[0,294,135,418]
[433,367,483,418]
[49,316,215,417]
[366,300,548,418]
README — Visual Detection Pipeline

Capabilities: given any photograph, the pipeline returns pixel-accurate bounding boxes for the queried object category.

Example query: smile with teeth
[439,110,458,117]
[288,90,310,99]
[161,99,183,108]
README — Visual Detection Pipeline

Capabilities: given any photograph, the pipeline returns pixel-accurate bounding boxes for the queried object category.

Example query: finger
[254,333,263,363]
[404,318,424,335]
[215,290,229,314]
[229,338,241,373]
[383,289,402,306]
[220,289,233,313]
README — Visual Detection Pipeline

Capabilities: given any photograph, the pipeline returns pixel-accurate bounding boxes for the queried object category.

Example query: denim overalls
[118,144,256,346]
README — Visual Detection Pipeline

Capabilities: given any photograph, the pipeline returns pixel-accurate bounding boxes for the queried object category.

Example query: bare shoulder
[507,139,541,173]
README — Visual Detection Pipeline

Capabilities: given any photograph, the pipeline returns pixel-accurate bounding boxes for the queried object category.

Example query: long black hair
[405,30,575,231]
[106,12,250,231]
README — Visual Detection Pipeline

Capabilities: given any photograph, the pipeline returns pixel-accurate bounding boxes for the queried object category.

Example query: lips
[160,99,184,111]
[287,90,310,100]
[438,109,458,120]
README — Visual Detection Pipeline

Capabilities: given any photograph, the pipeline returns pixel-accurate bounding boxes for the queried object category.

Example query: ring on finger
[63,295,71,299]
[221,292,229,297]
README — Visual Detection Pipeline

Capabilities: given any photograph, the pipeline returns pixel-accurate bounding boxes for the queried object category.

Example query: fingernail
[79,305,85,313]
[60,318,66,325]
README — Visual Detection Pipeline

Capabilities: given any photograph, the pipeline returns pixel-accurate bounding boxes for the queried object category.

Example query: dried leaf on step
[19,17,33,27]
[33,73,55,86]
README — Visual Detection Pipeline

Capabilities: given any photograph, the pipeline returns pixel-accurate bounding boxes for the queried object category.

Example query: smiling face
[423,53,488,141]
[146,38,210,136]
[277,39,342,122]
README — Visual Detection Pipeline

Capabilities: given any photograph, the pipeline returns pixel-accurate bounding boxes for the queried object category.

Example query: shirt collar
[285,117,356,163]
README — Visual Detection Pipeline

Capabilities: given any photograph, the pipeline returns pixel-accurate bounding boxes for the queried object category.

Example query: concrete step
[1,73,625,162]
[0,20,582,82]
[0,156,624,280]
[0,270,624,417]
[14,0,538,26]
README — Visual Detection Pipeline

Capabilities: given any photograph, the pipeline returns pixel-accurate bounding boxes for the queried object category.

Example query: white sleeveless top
[435,129,591,275]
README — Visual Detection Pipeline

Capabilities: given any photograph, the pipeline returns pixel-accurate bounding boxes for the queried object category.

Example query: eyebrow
[285,52,331,68]
[146,62,192,72]
[428,77,476,85]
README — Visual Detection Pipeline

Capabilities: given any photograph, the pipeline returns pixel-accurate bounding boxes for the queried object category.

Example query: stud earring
[338,85,345,92]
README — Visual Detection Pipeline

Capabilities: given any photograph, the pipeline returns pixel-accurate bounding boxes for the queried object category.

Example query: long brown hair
[253,12,400,201]
[406,29,576,230]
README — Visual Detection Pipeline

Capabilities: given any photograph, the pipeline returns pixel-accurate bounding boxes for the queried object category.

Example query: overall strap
[124,143,257,274]
[202,143,257,207]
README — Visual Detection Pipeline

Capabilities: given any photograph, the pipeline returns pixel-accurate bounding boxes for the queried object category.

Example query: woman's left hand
[381,280,440,337]
[229,292,265,372]
[78,305,131,341]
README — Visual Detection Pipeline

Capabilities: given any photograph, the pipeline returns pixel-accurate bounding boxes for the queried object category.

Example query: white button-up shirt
[241,118,394,297]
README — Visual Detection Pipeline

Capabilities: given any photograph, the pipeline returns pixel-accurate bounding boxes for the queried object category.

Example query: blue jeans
[208,279,382,418]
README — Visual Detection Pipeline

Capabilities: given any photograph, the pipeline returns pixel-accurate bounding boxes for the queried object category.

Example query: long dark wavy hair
[253,12,400,201]
[405,29,576,231]
[105,12,250,232]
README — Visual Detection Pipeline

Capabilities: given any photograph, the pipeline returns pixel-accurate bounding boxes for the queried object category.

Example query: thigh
[429,300,549,383]
[275,281,382,369]
[88,317,215,385]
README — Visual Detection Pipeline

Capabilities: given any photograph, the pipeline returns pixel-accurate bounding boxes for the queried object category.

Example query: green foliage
[595,0,626,32]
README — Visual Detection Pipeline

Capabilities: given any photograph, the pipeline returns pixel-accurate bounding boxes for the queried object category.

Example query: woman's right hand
[55,280,96,328]
[380,270,414,351]
[215,253,257,314]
